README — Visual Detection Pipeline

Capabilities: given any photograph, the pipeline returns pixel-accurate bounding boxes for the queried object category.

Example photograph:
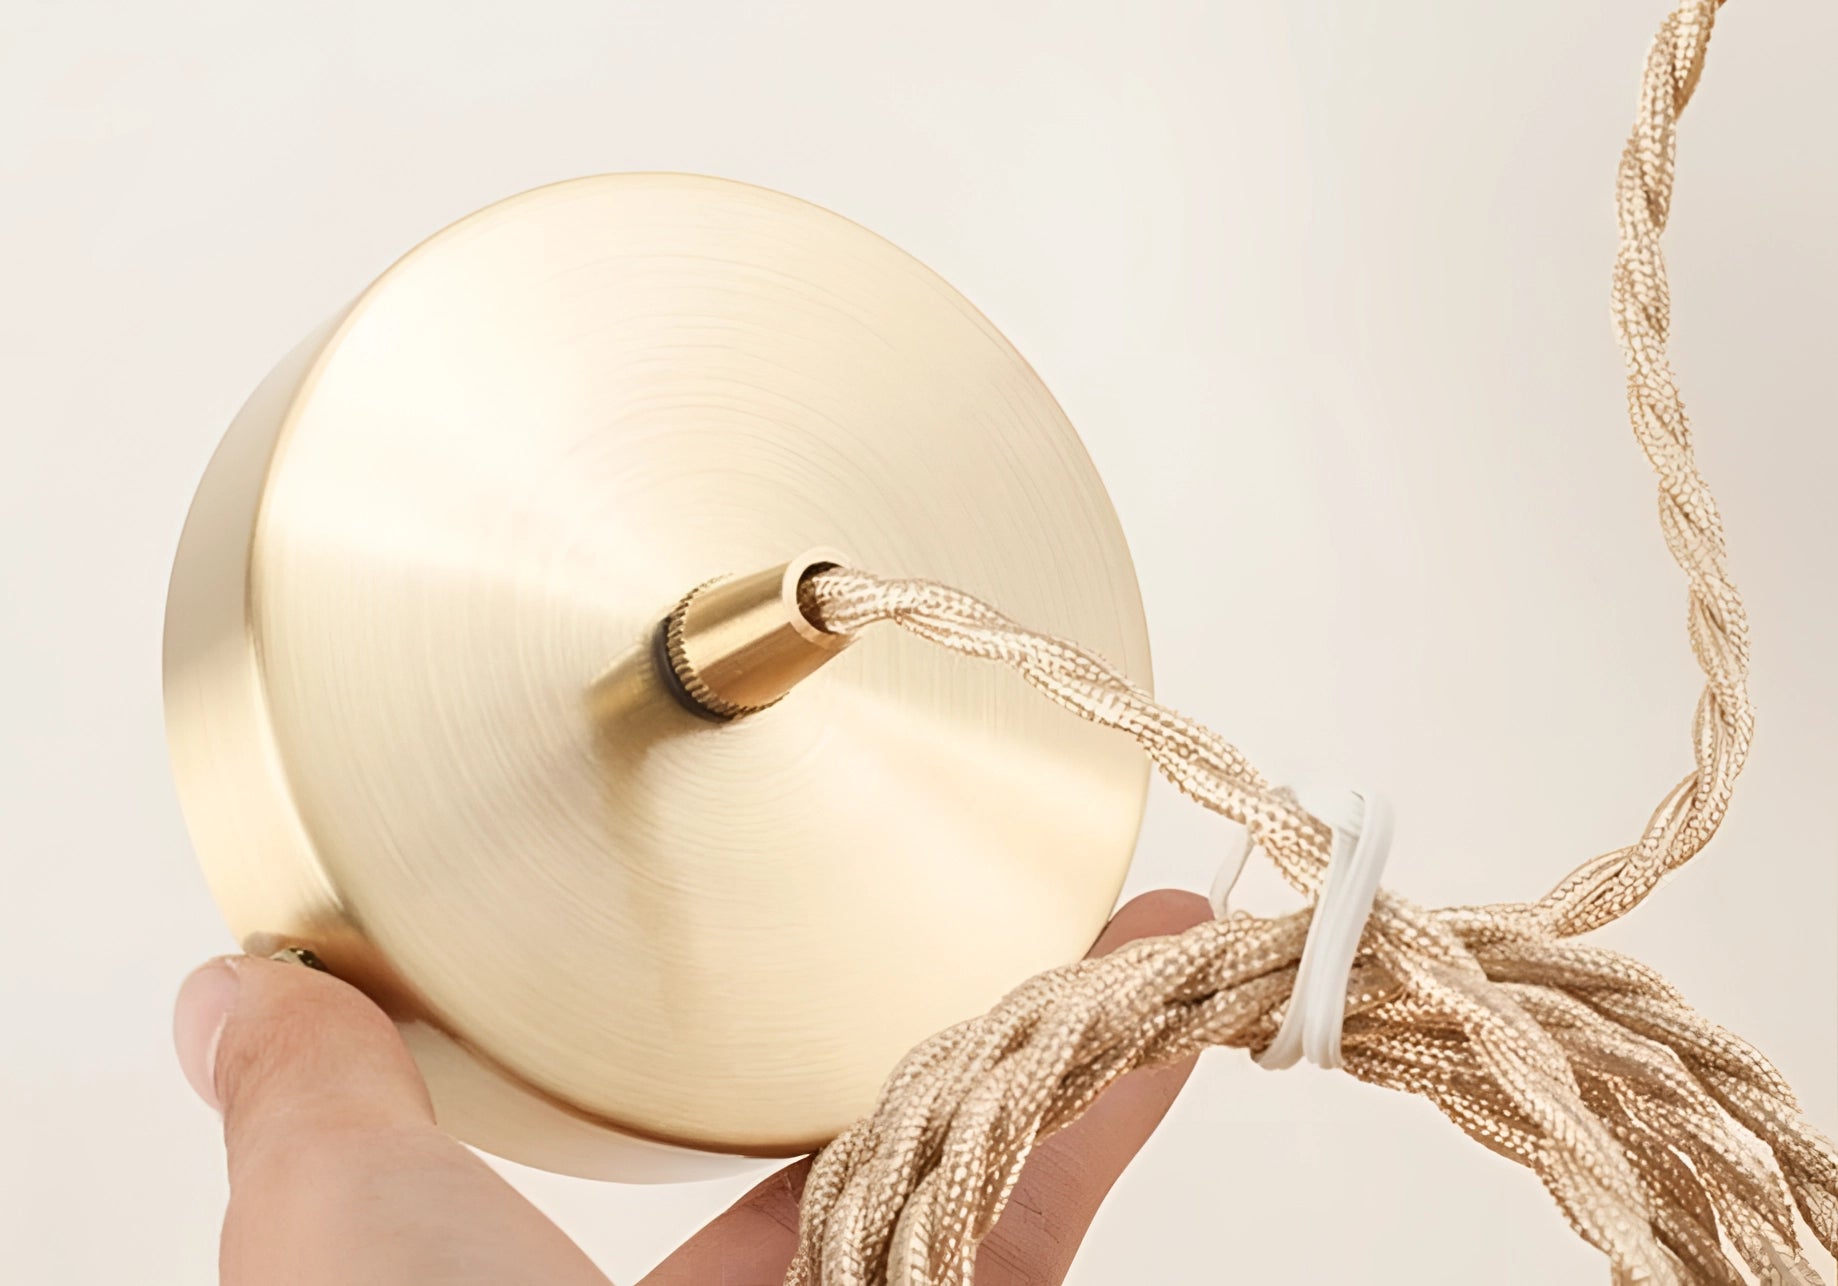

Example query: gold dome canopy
[164,174,1151,1179]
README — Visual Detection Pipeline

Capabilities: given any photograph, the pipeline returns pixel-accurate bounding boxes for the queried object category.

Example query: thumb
[173,953,440,1280]
[174,954,434,1159]
[174,954,611,1286]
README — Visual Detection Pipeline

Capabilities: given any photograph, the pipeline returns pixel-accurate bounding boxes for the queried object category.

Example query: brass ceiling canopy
[163,173,1152,1180]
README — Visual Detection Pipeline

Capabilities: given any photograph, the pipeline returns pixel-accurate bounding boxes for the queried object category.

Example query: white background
[4,1,1834,1281]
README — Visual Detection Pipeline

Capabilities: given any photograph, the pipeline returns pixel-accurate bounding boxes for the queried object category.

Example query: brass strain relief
[656,549,853,722]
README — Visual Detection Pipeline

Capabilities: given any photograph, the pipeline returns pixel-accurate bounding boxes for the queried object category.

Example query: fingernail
[174,959,241,1112]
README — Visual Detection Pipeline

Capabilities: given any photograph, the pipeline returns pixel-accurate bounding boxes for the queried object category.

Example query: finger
[176,954,434,1134]
[975,889,1211,1286]
[637,1156,812,1285]
[641,889,1210,1285]
[175,955,610,1286]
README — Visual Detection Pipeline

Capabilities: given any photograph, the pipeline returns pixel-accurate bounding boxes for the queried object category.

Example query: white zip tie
[1210,786,1394,1071]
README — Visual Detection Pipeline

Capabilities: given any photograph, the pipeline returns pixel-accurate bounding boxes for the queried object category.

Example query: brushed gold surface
[164,173,1152,1177]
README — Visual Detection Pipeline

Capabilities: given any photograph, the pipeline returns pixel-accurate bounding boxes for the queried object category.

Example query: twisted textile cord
[785,2,1836,1283]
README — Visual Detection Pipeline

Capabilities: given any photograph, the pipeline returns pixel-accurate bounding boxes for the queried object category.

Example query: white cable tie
[1225,786,1392,1071]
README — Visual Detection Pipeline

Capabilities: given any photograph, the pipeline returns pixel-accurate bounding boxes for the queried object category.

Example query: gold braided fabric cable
[783,2,1837,1282]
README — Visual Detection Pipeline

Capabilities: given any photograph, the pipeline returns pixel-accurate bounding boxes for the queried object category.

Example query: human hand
[173,890,1207,1285]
